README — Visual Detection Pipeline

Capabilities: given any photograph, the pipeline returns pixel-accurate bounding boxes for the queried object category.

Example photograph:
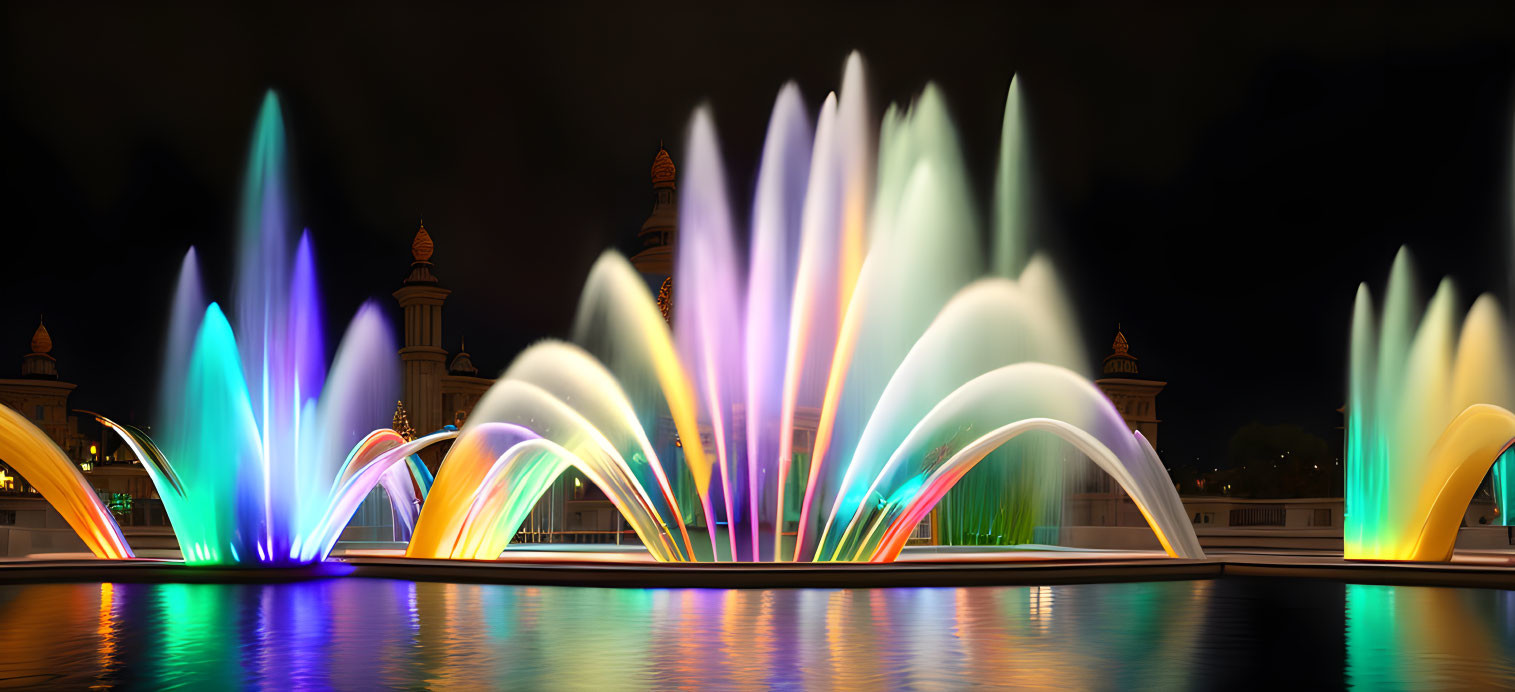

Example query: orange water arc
[0,404,133,559]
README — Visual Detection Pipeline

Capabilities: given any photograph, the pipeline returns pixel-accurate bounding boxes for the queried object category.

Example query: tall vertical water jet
[994,76,1035,279]
[744,83,812,561]
[805,84,983,561]
[676,108,750,560]
[782,55,874,560]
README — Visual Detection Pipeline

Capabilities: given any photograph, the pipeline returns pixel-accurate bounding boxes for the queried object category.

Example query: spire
[29,319,51,355]
[448,337,479,376]
[404,220,439,285]
[411,220,433,261]
[1111,327,1129,356]
[22,317,58,379]
[651,144,676,188]
[1101,325,1139,376]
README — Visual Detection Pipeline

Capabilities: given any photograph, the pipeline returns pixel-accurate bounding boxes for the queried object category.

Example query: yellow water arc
[1387,404,1515,562]
[574,253,713,502]
[406,428,512,559]
[0,405,133,559]
[407,423,687,562]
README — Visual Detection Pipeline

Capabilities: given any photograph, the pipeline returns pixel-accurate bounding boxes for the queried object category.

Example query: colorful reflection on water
[1346,582,1515,689]
[0,578,1511,689]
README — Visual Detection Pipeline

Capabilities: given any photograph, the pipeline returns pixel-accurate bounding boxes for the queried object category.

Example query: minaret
[393,222,450,465]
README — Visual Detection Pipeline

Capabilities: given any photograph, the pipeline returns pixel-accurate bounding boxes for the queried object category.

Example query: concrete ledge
[0,556,1220,588]
[0,551,1508,587]
[0,560,355,584]
[1223,560,1515,590]
[0,554,1513,589]
[342,556,1222,589]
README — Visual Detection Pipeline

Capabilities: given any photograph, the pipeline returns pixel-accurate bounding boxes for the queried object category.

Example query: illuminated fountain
[1346,248,1515,561]
[408,55,1204,563]
[97,92,452,566]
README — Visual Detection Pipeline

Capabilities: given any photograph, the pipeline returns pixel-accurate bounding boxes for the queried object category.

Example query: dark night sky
[2,3,1514,471]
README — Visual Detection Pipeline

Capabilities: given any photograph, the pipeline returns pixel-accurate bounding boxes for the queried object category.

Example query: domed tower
[1094,326,1164,446]
[0,318,83,465]
[393,221,451,468]
[630,145,678,279]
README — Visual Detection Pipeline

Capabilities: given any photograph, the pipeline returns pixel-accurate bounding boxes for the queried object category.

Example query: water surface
[0,577,1511,689]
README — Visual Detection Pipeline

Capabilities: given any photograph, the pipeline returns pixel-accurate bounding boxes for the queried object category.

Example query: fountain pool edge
[0,554,1512,589]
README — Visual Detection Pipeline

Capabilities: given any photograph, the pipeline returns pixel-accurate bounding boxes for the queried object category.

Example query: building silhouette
[393,222,493,469]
